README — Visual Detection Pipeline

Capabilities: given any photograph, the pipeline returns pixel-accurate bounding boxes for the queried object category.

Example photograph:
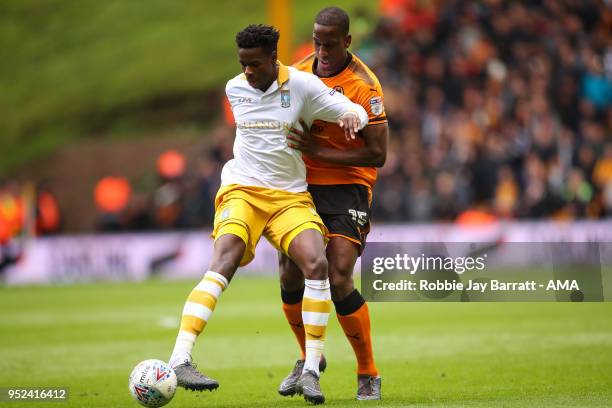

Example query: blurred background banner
[4,220,612,286]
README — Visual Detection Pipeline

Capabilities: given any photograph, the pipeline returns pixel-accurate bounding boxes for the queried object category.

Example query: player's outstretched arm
[302,74,368,140]
[288,121,388,168]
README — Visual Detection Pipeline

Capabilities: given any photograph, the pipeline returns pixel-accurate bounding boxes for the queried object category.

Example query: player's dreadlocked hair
[235,24,280,54]
[315,7,350,36]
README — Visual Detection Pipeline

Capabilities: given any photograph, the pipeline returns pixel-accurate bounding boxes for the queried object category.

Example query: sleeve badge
[369,96,384,116]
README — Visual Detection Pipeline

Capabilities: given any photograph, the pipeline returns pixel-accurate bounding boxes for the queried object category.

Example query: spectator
[36,188,61,235]
[0,181,24,275]
[157,150,187,182]
[152,150,188,229]
[94,176,132,231]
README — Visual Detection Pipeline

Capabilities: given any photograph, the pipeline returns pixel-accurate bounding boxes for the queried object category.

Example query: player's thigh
[264,192,327,278]
[212,186,266,267]
[326,235,359,279]
[263,191,325,255]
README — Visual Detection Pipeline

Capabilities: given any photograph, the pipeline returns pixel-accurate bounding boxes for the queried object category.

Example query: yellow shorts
[212,184,327,266]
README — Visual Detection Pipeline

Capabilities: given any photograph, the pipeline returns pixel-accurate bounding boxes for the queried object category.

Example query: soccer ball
[128,359,177,407]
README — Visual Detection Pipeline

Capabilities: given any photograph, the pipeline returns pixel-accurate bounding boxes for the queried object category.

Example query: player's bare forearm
[288,122,387,167]
[311,123,388,167]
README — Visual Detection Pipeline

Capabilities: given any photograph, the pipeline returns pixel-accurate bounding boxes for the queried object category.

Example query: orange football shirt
[294,53,387,188]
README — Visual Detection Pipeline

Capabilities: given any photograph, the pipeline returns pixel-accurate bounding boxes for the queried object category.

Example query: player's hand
[338,112,361,140]
[287,120,316,156]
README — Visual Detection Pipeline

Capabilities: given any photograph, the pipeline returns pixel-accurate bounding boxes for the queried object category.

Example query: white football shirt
[223,63,368,193]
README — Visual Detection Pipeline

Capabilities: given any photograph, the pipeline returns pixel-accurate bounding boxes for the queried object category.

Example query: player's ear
[271,49,278,63]
[344,34,352,49]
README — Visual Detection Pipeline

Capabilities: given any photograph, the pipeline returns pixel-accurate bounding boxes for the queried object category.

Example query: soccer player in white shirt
[167,24,368,404]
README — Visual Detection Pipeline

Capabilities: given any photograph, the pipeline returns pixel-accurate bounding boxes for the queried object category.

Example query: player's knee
[329,259,355,299]
[330,270,353,294]
[329,269,347,287]
[329,255,355,279]
[301,253,328,281]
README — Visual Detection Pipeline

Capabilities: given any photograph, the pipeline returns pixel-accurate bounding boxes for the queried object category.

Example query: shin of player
[168,233,246,391]
[286,228,331,377]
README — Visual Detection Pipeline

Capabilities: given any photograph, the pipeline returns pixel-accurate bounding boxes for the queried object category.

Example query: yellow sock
[169,271,228,367]
[302,279,331,376]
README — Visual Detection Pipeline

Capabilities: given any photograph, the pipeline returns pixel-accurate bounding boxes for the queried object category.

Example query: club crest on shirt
[281,90,290,108]
[370,96,384,116]
[221,208,230,221]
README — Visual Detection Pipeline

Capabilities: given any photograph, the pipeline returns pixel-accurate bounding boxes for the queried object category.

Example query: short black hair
[315,7,350,36]
[235,24,279,54]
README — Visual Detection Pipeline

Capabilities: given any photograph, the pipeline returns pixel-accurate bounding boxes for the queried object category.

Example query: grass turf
[0,277,611,407]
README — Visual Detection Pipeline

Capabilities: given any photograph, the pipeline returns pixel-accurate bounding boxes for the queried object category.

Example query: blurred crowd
[1,0,611,242]
[0,135,232,246]
[0,180,60,272]
[362,0,611,221]
[91,139,232,232]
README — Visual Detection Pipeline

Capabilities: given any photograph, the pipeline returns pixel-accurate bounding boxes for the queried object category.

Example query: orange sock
[336,296,378,376]
[281,301,306,360]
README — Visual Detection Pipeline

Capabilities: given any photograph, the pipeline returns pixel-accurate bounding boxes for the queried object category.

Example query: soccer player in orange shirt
[277,7,388,401]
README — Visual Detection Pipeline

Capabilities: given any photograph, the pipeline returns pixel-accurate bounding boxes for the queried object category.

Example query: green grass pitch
[1,277,611,407]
